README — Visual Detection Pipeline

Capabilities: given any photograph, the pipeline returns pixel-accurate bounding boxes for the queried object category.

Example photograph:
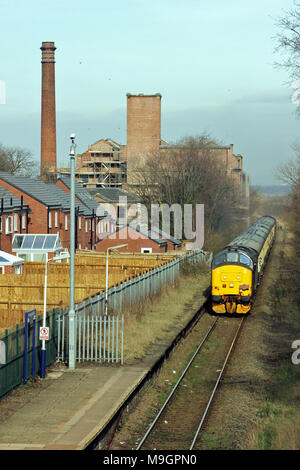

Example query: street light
[105,244,128,315]
[40,252,70,379]
[69,134,76,370]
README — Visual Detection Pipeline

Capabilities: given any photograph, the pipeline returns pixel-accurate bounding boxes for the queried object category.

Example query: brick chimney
[40,41,57,177]
[126,93,162,185]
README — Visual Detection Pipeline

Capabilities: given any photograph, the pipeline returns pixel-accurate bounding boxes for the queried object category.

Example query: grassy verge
[122,262,210,364]
[247,229,300,450]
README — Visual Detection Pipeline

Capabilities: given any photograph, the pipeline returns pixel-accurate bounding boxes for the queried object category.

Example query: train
[211,215,277,314]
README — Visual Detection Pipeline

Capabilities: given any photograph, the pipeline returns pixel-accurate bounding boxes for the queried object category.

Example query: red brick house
[0,172,107,253]
[95,224,167,254]
[0,187,30,254]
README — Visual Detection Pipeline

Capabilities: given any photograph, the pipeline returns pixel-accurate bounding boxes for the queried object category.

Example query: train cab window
[227,252,239,263]
[239,253,252,268]
[212,253,226,268]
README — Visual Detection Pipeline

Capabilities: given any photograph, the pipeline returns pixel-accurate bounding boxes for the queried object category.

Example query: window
[22,214,26,230]
[240,253,252,268]
[5,216,13,234]
[141,247,152,254]
[211,252,226,268]
[78,216,81,230]
[14,213,18,232]
[227,252,239,263]
[0,216,2,233]
[55,212,58,228]
[65,215,68,230]
[48,212,52,228]
[85,220,88,232]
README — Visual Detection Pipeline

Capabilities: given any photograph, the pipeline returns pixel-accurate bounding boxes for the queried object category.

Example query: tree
[130,135,240,249]
[0,143,38,176]
[274,3,300,115]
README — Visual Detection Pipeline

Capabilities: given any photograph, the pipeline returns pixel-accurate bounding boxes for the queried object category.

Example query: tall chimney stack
[40,41,57,177]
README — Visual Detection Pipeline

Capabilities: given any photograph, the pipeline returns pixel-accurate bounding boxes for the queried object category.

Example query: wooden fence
[0,251,176,332]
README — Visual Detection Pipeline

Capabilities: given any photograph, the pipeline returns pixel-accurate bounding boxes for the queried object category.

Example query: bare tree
[274,142,300,188]
[0,143,38,176]
[274,3,300,115]
[130,135,239,239]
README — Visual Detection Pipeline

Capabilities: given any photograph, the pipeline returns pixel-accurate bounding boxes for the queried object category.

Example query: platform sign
[24,309,37,385]
[39,327,49,341]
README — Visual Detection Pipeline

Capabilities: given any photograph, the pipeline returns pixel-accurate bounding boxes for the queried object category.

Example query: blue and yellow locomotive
[211,216,276,314]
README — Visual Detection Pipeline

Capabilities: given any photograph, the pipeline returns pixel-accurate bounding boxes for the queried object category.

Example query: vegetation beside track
[122,261,210,363]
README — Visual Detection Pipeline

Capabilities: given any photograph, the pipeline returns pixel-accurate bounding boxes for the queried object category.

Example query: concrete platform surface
[0,363,149,450]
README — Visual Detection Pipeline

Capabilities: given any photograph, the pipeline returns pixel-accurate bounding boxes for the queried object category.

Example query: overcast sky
[0,0,299,185]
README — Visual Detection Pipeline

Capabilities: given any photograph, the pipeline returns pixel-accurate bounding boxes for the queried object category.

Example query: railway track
[135,314,246,450]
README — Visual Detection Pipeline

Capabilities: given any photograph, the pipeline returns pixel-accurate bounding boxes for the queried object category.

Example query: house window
[22,214,26,230]
[65,215,68,230]
[14,213,18,232]
[78,216,81,230]
[5,215,13,234]
[85,220,88,233]
[55,211,58,228]
[0,216,2,233]
[48,212,52,228]
[141,247,152,254]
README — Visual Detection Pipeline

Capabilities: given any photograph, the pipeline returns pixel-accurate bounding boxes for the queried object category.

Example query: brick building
[95,223,168,254]
[0,187,30,254]
[0,173,107,254]
[56,93,249,206]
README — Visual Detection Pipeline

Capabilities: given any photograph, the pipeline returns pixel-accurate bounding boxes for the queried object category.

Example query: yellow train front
[211,216,276,315]
[211,249,253,314]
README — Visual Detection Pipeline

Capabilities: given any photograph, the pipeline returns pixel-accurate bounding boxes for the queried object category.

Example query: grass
[122,263,210,363]
[247,232,300,450]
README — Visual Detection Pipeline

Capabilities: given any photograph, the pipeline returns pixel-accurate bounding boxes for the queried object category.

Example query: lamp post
[69,134,76,370]
[105,244,128,315]
[40,252,70,379]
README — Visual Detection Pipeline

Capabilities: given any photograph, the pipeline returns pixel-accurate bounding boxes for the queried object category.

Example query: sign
[39,327,49,341]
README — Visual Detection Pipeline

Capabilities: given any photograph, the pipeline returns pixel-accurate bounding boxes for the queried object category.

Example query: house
[95,223,168,254]
[0,172,106,253]
[56,175,112,246]
[146,225,182,251]
[87,186,140,234]
[0,187,30,254]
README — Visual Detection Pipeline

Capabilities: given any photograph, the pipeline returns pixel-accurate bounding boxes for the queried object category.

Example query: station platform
[0,287,206,451]
[0,360,154,450]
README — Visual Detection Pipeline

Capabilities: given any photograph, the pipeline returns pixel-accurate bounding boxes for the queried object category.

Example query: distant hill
[252,185,292,195]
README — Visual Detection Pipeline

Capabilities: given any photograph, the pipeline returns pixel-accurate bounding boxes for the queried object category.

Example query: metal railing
[56,249,208,364]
